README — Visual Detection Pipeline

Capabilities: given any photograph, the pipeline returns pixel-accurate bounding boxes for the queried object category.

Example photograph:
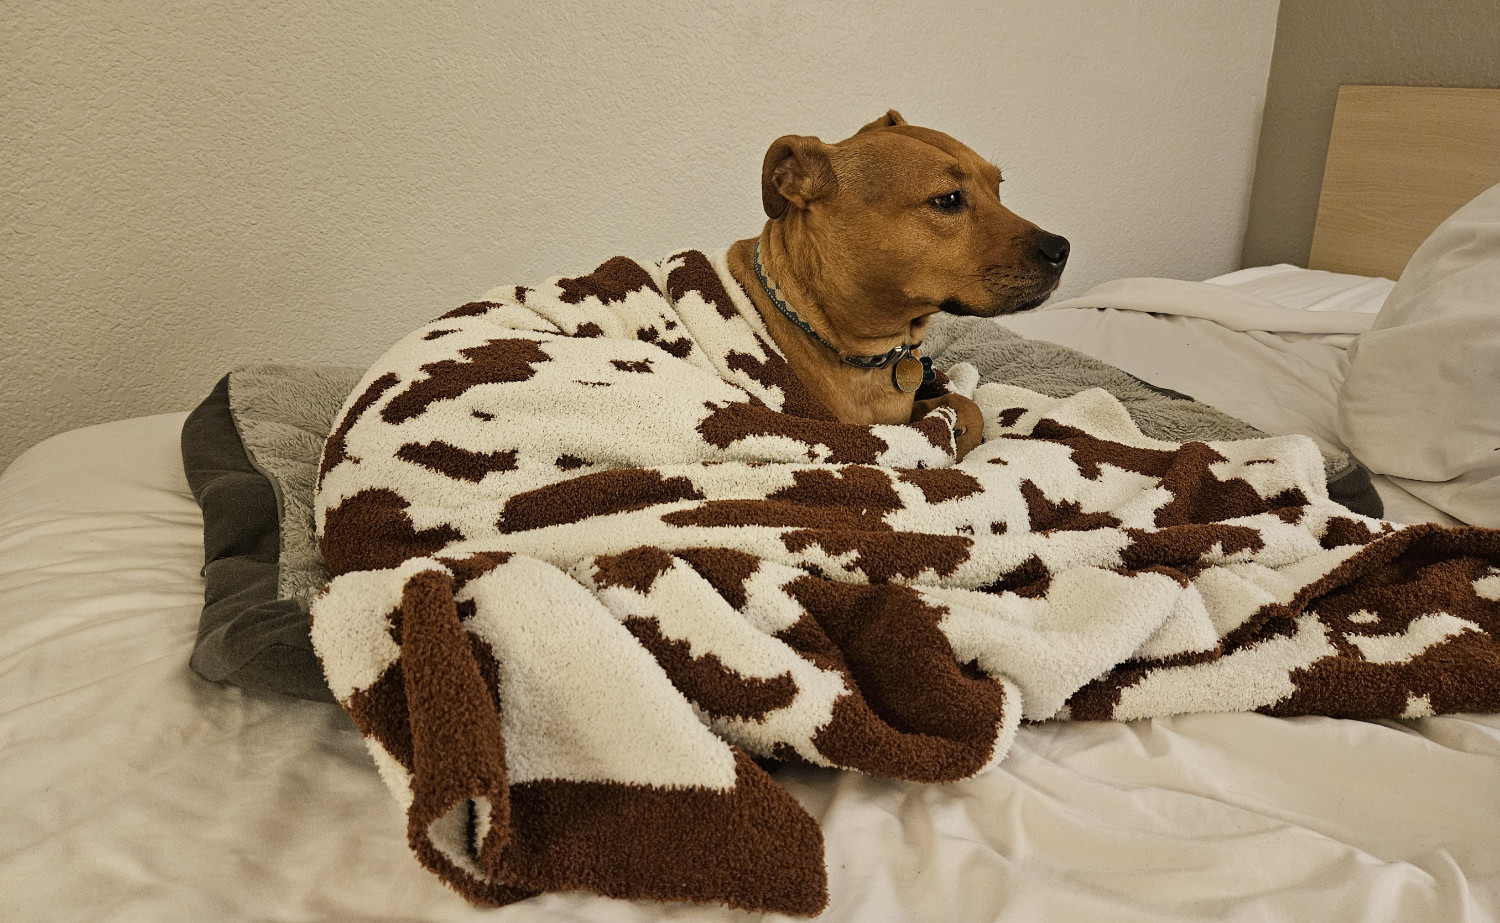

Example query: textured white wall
[1,0,1280,470]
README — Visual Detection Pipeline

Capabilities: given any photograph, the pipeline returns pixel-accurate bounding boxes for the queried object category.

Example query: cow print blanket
[311,249,1500,915]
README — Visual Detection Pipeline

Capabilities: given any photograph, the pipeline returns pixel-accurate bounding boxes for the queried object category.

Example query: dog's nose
[1037,233,1070,270]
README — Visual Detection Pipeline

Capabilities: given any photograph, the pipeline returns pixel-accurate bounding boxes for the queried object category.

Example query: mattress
[2,266,1497,922]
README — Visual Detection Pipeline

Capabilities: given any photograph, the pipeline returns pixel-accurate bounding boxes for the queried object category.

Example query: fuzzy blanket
[311,249,1500,915]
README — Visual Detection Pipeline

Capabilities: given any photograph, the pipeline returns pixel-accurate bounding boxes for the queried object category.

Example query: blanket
[311,249,1500,915]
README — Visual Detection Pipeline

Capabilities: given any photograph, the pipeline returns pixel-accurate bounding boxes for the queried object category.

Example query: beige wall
[1,1,1280,470]
[1242,0,1500,270]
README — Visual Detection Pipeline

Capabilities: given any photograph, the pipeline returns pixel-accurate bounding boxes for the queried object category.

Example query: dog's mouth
[940,278,1058,317]
[1013,273,1063,312]
[1012,290,1054,313]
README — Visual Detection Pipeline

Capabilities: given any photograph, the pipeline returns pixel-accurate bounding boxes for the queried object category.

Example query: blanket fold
[311,249,1500,914]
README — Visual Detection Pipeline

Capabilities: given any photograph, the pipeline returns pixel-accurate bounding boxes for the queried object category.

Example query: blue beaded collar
[752,241,934,391]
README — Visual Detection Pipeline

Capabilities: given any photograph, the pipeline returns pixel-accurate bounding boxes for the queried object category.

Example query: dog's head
[761,110,1067,319]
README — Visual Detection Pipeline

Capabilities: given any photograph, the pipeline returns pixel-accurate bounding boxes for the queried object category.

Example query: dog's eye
[930,191,964,212]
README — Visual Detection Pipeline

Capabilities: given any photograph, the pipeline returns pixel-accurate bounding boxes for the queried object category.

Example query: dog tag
[893,352,925,393]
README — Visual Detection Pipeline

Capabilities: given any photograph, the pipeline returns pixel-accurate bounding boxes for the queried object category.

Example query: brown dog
[726,111,1068,460]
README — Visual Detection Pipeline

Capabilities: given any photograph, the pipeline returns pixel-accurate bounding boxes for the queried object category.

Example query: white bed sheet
[1203,264,1396,313]
[1006,265,1455,528]
[3,288,1498,921]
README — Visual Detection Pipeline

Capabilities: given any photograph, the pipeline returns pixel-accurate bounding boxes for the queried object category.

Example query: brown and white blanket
[311,249,1500,915]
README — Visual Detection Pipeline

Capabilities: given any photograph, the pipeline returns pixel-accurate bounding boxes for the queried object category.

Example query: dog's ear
[761,135,837,219]
[855,110,907,134]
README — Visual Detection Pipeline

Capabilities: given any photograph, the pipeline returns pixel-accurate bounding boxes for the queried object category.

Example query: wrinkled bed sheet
[1003,265,1451,528]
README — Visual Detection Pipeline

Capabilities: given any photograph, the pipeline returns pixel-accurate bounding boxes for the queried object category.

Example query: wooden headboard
[1307,85,1500,279]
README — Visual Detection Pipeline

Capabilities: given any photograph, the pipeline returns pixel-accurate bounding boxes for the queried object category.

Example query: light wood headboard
[1308,85,1500,279]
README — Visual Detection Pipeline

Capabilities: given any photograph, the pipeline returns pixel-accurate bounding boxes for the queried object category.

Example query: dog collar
[752,242,934,393]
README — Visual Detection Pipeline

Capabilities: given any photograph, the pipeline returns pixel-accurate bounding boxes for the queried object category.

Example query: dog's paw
[913,393,983,460]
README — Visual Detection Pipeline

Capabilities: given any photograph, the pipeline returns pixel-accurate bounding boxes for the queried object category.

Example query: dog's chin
[1011,291,1054,313]
[939,283,1059,318]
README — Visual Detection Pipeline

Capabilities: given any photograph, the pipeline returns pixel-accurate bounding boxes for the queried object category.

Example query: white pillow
[1337,181,1500,527]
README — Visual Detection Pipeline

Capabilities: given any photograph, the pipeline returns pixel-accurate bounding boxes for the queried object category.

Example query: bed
[3,86,1498,922]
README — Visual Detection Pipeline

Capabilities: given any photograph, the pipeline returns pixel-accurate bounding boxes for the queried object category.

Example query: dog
[725,110,1069,460]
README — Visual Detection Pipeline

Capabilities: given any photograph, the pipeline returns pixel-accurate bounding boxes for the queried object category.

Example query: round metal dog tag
[893,353,925,392]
